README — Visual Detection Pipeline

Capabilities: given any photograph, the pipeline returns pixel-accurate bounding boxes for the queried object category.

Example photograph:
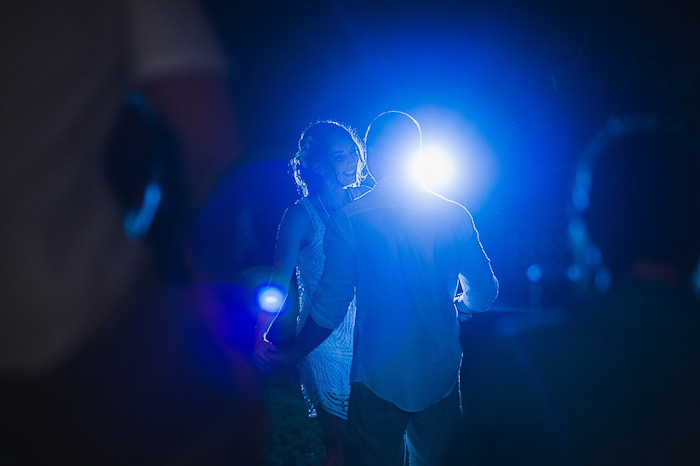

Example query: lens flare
[526,264,543,282]
[257,286,285,313]
[413,146,454,191]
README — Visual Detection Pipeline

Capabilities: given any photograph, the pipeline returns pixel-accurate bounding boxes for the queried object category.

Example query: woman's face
[320,132,360,187]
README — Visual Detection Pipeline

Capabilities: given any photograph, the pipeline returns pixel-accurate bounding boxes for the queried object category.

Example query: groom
[271,111,498,465]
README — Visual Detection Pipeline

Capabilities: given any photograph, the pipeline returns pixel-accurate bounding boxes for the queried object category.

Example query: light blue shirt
[310,176,498,412]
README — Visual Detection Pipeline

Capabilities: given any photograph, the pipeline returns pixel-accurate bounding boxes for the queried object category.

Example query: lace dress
[295,197,356,420]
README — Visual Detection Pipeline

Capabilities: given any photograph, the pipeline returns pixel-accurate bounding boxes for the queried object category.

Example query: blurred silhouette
[461,116,700,465]
[0,1,265,464]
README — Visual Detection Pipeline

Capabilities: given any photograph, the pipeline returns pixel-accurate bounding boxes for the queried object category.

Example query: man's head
[570,117,700,288]
[364,111,422,181]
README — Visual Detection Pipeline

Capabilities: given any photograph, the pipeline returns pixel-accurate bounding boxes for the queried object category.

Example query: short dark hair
[578,118,700,276]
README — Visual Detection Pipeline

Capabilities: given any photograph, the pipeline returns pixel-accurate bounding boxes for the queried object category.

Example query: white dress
[295,197,356,420]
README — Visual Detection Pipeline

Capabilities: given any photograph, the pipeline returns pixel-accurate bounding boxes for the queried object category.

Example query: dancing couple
[255,111,499,465]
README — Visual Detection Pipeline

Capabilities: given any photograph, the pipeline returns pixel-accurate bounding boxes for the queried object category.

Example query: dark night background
[2,1,699,465]
[188,0,700,307]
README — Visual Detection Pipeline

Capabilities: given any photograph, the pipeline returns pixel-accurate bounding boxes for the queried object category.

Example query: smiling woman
[327,134,363,188]
[290,121,365,198]
[254,120,367,466]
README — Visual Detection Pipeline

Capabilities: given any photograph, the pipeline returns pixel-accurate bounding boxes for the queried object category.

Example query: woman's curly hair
[291,120,367,197]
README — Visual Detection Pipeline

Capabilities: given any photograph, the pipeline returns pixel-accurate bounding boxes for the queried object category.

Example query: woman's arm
[254,203,311,364]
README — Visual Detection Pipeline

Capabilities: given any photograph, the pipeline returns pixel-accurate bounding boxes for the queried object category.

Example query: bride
[254,120,368,466]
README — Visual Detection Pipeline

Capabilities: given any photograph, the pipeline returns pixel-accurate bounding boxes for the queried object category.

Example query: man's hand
[257,315,334,374]
[253,337,299,373]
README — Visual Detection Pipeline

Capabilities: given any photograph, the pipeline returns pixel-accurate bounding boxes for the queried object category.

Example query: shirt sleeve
[456,210,499,312]
[309,209,357,330]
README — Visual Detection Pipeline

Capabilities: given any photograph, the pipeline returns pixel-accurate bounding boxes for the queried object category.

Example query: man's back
[312,176,498,412]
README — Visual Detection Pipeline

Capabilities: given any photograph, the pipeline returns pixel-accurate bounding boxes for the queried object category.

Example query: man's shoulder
[342,186,470,218]
[421,190,471,218]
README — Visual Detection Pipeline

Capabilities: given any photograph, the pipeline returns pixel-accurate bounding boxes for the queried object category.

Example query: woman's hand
[253,335,277,371]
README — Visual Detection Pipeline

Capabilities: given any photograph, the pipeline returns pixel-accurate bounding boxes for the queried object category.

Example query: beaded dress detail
[295,197,356,420]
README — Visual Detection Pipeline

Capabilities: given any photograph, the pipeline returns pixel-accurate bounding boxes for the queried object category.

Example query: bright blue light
[526,264,542,282]
[124,181,161,239]
[407,106,498,211]
[412,146,454,191]
[257,286,285,313]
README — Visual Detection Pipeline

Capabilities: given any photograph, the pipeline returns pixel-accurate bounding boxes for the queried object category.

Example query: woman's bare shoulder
[280,200,312,231]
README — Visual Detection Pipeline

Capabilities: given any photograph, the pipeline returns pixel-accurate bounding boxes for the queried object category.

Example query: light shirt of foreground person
[310,175,498,412]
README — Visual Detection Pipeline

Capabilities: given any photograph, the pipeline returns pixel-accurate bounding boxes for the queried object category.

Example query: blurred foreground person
[0,1,265,464]
[269,111,498,465]
[254,120,367,466]
[462,117,700,465]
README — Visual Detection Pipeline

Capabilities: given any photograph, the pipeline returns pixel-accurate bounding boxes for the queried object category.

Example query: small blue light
[594,267,612,292]
[566,264,582,282]
[258,286,285,313]
[526,264,542,282]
